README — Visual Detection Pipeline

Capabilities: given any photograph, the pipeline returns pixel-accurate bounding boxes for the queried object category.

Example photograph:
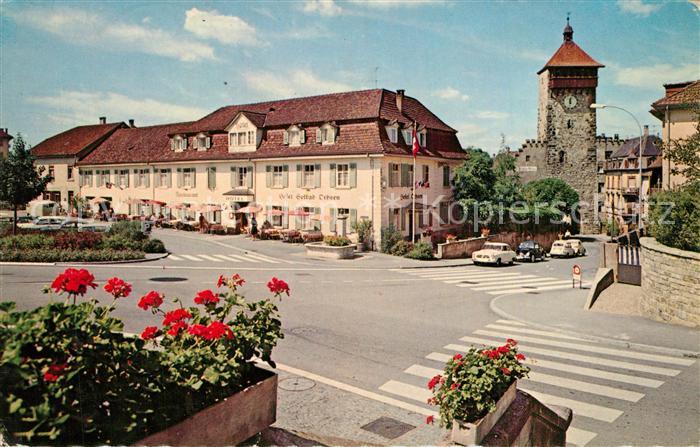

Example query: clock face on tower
[563,95,578,109]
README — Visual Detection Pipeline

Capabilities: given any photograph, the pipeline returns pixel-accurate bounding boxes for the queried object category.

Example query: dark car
[516,240,546,262]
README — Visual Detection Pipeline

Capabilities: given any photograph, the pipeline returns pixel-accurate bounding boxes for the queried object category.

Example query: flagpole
[412,153,416,243]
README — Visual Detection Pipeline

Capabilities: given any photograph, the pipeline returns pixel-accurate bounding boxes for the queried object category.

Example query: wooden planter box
[305,242,355,259]
[451,381,517,446]
[135,367,277,446]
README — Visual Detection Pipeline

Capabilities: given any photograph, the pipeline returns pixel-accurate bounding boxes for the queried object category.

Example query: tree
[492,149,522,205]
[663,108,700,187]
[452,148,496,204]
[0,134,52,234]
[522,178,579,216]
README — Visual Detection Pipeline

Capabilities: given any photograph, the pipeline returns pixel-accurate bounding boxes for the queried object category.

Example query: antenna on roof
[374,67,379,88]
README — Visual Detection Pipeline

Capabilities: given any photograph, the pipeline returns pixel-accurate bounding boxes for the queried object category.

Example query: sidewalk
[490,287,700,355]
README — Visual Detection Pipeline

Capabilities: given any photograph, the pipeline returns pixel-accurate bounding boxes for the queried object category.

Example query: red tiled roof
[610,135,661,159]
[538,41,604,74]
[31,123,124,158]
[651,80,700,108]
[0,129,13,140]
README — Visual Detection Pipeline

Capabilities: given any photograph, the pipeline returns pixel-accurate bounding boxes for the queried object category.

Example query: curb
[398,261,473,269]
[56,252,170,266]
[489,293,700,359]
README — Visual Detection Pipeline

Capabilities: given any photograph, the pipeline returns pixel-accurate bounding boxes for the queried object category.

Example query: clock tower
[516,19,610,233]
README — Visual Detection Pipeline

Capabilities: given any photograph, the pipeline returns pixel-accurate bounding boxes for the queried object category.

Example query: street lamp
[590,103,645,232]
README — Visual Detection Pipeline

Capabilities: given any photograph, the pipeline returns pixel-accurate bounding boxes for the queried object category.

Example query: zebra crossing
[167,252,292,264]
[377,319,695,446]
[396,266,590,295]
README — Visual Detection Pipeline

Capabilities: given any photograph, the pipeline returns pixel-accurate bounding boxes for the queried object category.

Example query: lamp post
[590,103,645,232]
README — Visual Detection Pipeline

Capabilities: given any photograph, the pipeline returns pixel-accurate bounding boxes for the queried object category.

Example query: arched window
[558,151,566,163]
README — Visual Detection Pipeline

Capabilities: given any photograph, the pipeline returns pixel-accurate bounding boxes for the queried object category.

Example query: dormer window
[284,125,305,147]
[316,123,337,145]
[194,133,211,151]
[385,124,399,143]
[171,136,187,151]
[402,129,412,145]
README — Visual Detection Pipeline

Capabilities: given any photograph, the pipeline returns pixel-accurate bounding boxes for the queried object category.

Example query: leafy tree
[452,148,496,204]
[522,178,579,215]
[648,182,700,252]
[492,150,522,205]
[662,108,700,187]
[0,134,52,234]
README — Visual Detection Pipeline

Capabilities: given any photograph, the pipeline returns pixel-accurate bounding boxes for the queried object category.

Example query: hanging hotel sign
[517,166,537,172]
[228,195,254,202]
[176,192,198,198]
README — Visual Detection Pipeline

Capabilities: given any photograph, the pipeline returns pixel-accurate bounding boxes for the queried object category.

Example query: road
[1,229,697,446]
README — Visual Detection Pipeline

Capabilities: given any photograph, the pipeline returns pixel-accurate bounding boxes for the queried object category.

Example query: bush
[323,235,352,247]
[604,219,620,238]
[648,183,700,252]
[0,269,286,444]
[0,249,144,263]
[108,220,147,241]
[390,240,413,256]
[0,234,54,250]
[427,339,530,428]
[381,225,403,253]
[53,231,104,250]
[102,234,144,251]
[405,242,435,260]
[352,219,373,245]
[142,238,166,253]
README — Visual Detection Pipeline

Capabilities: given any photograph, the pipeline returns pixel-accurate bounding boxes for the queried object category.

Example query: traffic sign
[572,264,582,288]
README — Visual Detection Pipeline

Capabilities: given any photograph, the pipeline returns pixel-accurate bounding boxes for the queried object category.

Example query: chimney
[129,119,136,128]
[99,116,107,124]
[396,89,405,114]
[614,133,619,140]
[643,125,649,137]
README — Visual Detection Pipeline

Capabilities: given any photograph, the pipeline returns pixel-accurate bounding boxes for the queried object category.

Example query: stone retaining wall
[437,231,561,259]
[640,237,700,327]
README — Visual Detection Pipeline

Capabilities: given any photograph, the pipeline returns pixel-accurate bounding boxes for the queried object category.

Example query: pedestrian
[250,215,258,240]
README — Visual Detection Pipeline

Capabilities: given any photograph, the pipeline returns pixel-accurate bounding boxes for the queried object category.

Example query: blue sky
[1,0,698,153]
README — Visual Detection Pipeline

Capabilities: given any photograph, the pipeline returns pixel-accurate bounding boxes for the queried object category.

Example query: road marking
[213,254,241,262]
[274,363,436,417]
[451,338,681,376]
[168,254,183,261]
[197,254,222,262]
[242,252,282,263]
[486,282,578,295]
[378,380,432,403]
[526,371,644,402]
[180,254,203,262]
[229,254,260,263]
[484,324,585,341]
[566,427,598,447]
[426,352,452,363]
[469,277,560,290]
[454,274,538,284]
[443,273,524,283]
[464,279,571,290]
[472,330,695,366]
[405,364,442,378]
[519,388,622,422]
[497,319,527,326]
[418,271,511,280]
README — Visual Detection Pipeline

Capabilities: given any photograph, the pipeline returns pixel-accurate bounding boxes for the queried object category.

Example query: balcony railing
[622,187,639,195]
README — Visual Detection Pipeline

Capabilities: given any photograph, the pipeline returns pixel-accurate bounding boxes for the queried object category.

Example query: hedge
[0,249,145,263]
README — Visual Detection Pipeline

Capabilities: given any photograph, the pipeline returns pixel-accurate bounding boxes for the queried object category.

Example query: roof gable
[538,41,604,74]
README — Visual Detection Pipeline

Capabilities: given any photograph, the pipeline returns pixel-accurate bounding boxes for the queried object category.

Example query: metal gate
[618,245,641,285]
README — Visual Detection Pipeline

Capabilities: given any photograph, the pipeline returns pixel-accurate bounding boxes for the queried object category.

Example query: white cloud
[28,91,208,127]
[454,123,486,136]
[472,111,509,120]
[8,7,215,62]
[242,69,353,98]
[184,8,261,46]
[348,0,446,8]
[617,0,663,17]
[433,87,470,101]
[303,0,343,16]
[613,63,699,89]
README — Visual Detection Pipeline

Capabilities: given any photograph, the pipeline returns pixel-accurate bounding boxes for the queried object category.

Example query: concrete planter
[305,242,355,259]
[135,367,277,446]
[450,381,517,446]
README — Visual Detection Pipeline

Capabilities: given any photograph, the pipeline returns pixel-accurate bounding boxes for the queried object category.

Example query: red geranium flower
[104,277,132,299]
[516,353,526,361]
[501,367,511,375]
[217,274,246,288]
[188,324,208,337]
[497,345,510,354]
[138,291,164,310]
[194,289,219,306]
[450,383,458,390]
[427,374,442,390]
[506,338,518,346]
[43,364,67,382]
[162,308,192,326]
[267,277,290,296]
[452,353,463,361]
[426,415,435,425]
[231,273,245,287]
[167,321,188,336]
[140,326,159,340]
[204,321,233,340]
[217,275,226,288]
[51,268,97,296]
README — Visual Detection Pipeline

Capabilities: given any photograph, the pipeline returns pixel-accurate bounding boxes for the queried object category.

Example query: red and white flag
[412,125,420,157]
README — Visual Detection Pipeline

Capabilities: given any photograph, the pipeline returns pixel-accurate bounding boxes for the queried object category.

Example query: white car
[18,216,66,231]
[567,239,587,256]
[549,240,576,258]
[472,242,516,266]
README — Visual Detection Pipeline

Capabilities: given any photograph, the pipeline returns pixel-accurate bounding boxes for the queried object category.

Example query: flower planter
[305,242,355,259]
[450,381,517,446]
[134,367,277,446]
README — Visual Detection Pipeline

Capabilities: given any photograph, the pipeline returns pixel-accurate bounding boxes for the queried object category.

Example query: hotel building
[33,89,466,244]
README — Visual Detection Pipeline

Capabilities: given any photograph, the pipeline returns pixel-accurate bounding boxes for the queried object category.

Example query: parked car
[19,216,66,231]
[567,239,587,256]
[472,242,516,266]
[516,240,546,262]
[0,215,34,225]
[549,240,576,258]
[59,218,111,232]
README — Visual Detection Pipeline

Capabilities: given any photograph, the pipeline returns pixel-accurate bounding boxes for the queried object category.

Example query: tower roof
[538,20,604,74]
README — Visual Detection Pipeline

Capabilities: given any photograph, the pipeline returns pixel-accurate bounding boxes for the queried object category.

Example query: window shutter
[177,168,183,188]
[316,129,322,143]
[167,170,172,188]
[206,137,211,148]
[295,214,302,229]
[145,170,150,188]
[349,163,357,188]
[283,131,289,145]
[266,166,272,187]
[282,207,288,228]
[401,164,409,187]
[171,139,176,150]
[443,166,450,187]
[334,126,339,141]
[300,129,306,144]
[296,164,303,187]
[191,169,196,187]
[314,164,321,188]
[329,163,337,188]
[282,165,289,187]
[329,208,336,234]
[350,209,357,230]
[247,165,254,188]
[230,167,236,188]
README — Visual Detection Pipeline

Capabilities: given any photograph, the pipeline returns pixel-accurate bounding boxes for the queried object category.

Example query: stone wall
[640,237,700,327]
[437,231,561,259]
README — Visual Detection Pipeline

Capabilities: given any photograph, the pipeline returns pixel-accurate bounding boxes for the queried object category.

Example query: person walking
[250,215,258,240]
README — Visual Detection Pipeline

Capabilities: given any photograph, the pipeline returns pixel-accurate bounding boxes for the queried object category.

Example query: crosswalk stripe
[486,282,576,295]
[168,254,183,261]
[408,270,494,279]
[242,252,281,263]
[497,319,527,326]
[472,330,695,366]
[419,271,512,280]
[198,254,222,262]
[378,380,431,403]
[565,426,598,447]
[451,339,681,376]
[455,274,538,284]
[405,364,442,378]
[519,388,622,422]
[526,371,644,402]
[213,254,241,262]
[181,254,203,262]
[525,358,663,388]
[443,273,524,284]
[465,279,571,290]
[426,352,452,363]
[229,254,259,263]
[404,268,488,276]
[470,277,560,290]
[484,324,585,341]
